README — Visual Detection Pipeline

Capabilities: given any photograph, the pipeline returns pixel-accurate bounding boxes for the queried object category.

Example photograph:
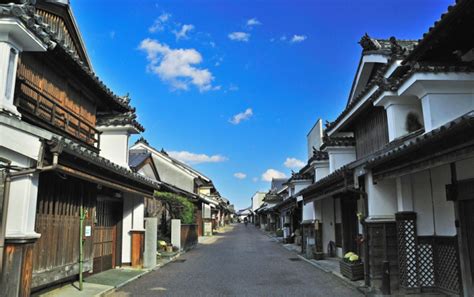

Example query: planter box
[313,252,325,260]
[339,261,364,281]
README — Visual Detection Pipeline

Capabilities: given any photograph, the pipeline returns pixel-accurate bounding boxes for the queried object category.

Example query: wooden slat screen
[354,107,389,159]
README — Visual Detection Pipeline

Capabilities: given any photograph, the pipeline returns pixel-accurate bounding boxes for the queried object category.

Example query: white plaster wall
[99,131,129,168]
[307,119,323,159]
[411,167,456,236]
[314,162,329,182]
[138,163,156,180]
[456,157,474,180]
[385,101,423,141]
[366,172,397,218]
[328,147,356,173]
[422,93,474,132]
[430,165,456,236]
[321,198,335,254]
[294,181,311,194]
[0,146,40,239]
[152,155,195,193]
[122,195,133,263]
[252,192,265,212]
[303,201,315,221]
[412,171,434,236]
[396,175,414,212]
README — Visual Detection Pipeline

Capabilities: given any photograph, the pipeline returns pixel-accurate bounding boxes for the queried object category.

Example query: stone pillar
[143,217,157,269]
[171,219,181,251]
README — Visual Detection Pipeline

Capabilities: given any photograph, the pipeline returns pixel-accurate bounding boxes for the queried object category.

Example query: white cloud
[234,172,247,179]
[139,39,216,92]
[252,177,258,182]
[284,157,305,169]
[173,24,194,40]
[291,34,307,43]
[229,108,253,125]
[149,13,171,33]
[261,169,287,182]
[168,151,227,165]
[246,18,261,27]
[228,32,250,42]
[280,35,287,41]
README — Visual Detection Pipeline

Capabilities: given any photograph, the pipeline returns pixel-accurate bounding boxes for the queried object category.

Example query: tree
[154,191,196,224]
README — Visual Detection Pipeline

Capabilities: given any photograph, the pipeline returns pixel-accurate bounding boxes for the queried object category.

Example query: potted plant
[340,252,364,281]
[313,246,324,260]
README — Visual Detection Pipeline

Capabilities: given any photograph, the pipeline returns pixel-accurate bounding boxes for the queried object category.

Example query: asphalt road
[114,224,362,297]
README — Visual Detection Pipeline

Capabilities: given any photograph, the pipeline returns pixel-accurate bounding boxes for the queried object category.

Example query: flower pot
[339,260,364,281]
[166,245,173,253]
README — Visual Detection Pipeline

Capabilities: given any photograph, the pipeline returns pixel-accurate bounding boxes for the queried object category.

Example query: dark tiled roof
[309,148,329,162]
[359,34,418,57]
[128,149,151,169]
[0,3,134,112]
[403,0,469,63]
[134,137,149,146]
[97,110,145,132]
[366,111,474,168]
[325,35,418,133]
[298,166,352,198]
[320,136,355,150]
[270,178,288,192]
[48,137,161,189]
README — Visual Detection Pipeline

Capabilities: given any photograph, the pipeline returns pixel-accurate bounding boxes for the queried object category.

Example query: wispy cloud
[139,39,217,92]
[234,172,247,179]
[261,169,287,182]
[284,157,305,169]
[109,31,116,39]
[246,18,261,28]
[173,24,194,40]
[229,108,253,125]
[228,32,250,42]
[290,34,307,43]
[149,13,171,33]
[168,151,227,165]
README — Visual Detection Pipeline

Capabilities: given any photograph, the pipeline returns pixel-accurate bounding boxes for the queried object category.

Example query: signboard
[84,226,92,237]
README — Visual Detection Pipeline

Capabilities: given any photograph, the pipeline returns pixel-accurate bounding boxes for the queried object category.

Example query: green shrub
[154,191,196,224]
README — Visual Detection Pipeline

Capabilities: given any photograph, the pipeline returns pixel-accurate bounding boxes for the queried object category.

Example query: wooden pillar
[0,238,36,297]
[130,230,144,268]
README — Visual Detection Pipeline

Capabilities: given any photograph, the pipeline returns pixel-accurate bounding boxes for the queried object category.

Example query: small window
[5,48,17,101]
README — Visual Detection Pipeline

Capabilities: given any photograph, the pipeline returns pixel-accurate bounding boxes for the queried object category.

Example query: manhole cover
[288,258,301,261]
[173,259,187,263]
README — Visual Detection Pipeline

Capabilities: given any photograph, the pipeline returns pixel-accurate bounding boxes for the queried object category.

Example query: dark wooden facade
[32,172,95,289]
[353,107,389,159]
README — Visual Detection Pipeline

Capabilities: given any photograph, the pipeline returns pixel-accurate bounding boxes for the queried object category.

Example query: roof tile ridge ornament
[359,33,381,52]
[389,36,406,59]
[135,136,149,146]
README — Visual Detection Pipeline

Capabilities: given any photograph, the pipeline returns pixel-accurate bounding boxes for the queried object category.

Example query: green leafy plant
[154,191,196,224]
[343,252,362,264]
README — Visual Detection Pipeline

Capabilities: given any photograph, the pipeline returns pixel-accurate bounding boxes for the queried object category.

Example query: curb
[99,252,182,297]
[258,228,366,294]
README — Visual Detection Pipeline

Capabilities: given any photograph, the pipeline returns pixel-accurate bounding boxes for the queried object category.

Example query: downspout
[348,187,370,288]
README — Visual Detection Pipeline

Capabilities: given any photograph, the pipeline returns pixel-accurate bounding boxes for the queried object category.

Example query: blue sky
[72,0,453,210]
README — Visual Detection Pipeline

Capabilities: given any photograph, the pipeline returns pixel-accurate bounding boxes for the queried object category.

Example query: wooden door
[341,197,358,254]
[93,198,122,274]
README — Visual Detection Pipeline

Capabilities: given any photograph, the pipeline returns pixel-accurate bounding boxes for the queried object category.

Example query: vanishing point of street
[115,225,362,297]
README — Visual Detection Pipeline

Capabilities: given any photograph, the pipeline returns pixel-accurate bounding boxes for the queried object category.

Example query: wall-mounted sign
[85,226,92,237]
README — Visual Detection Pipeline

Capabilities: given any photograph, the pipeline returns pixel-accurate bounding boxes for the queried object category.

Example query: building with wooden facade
[295,1,474,296]
[0,0,231,296]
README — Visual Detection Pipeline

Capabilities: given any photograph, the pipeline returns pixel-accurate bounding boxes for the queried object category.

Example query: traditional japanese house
[0,0,163,295]
[130,138,221,237]
[301,1,474,295]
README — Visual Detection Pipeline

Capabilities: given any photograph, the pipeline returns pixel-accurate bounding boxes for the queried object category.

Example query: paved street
[115,224,362,297]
